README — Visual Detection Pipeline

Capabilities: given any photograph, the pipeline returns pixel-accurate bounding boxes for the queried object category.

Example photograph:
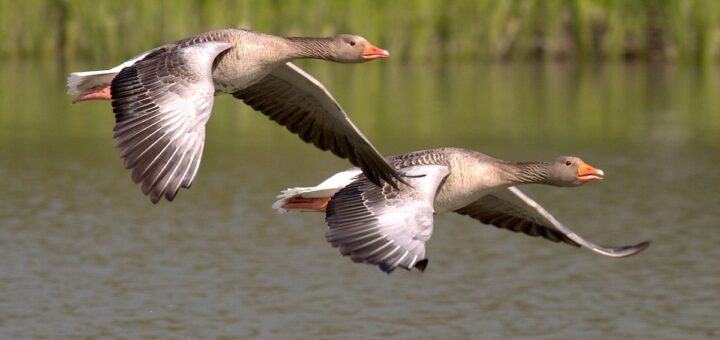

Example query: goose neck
[501,161,551,185]
[284,37,337,60]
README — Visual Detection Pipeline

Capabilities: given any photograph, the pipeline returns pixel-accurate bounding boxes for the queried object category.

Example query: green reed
[1,0,719,63]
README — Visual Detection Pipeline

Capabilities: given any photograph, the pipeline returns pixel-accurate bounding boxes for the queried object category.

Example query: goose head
[547,156,604,187]
[328,34,389,63]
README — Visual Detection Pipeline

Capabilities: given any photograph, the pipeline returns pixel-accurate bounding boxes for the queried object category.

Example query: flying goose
[274,147,650,273]
[67,28,401,203]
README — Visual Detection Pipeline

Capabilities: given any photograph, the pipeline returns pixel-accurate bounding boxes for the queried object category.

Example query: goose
[66,28,401,203]
[273,147,650,273]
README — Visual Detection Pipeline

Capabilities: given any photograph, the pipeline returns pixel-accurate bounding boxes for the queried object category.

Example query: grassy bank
[2,0,719,63]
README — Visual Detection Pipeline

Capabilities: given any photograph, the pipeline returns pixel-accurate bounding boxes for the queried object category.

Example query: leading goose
[67,28,401,203]
[273,147,650,273]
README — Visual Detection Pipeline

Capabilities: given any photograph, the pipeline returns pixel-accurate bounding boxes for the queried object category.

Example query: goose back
[161,29,296,92]
[384,148,516,213]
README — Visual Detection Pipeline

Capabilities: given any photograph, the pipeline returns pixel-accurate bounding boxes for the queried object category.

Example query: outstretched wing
[455,187,650,257]
[325,165,450,273]
[233,62,403,189]
[110,42,232,203]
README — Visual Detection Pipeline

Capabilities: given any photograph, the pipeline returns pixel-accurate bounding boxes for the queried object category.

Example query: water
[0,59,718,338]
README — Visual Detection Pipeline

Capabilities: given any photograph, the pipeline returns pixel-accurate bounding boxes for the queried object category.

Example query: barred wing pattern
[110,42,232,203]
[325,165,450,273]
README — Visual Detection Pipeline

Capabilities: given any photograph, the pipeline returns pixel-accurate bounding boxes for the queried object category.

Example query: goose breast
[432,156,511,214]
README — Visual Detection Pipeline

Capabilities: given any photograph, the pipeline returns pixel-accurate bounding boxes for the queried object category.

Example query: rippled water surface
[1,60,718,338]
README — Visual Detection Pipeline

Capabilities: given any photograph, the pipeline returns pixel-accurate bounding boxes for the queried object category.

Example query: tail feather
[67,50,151,95]
[67,70,119,95]
[272,169,362,214]
[273,187,322,213]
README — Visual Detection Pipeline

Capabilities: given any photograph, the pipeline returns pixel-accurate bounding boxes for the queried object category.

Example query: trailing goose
[273,147,650,273]
[67,28,400,203]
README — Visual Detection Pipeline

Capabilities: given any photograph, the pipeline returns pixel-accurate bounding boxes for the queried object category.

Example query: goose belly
[210,44,284,93]
[433,186,498,214]
[211,63,273,93]
[431,166,507,214]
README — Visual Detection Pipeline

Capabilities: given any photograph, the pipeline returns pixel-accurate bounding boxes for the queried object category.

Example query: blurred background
[3,0,720,63]
[1,0,718,338]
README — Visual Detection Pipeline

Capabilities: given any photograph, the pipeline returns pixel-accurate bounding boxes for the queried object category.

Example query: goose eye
[349,41,356,46]
[565,160,572,166]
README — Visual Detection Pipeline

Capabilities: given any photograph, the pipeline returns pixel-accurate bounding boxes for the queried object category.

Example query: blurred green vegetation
[2,0,720,63]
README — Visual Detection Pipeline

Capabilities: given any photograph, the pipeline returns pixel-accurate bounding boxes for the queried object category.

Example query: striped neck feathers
[501,161,553,185]
[284,37,341,61]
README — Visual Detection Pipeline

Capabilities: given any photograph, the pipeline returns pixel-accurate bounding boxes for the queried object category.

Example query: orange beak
[577,160,604,183]
[361,42,390,60]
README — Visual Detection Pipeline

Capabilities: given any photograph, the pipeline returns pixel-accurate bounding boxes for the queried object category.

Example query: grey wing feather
[110,42,232,203]
[325,165,450,273]
[233,62,403,188]
[455,187,650,257]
